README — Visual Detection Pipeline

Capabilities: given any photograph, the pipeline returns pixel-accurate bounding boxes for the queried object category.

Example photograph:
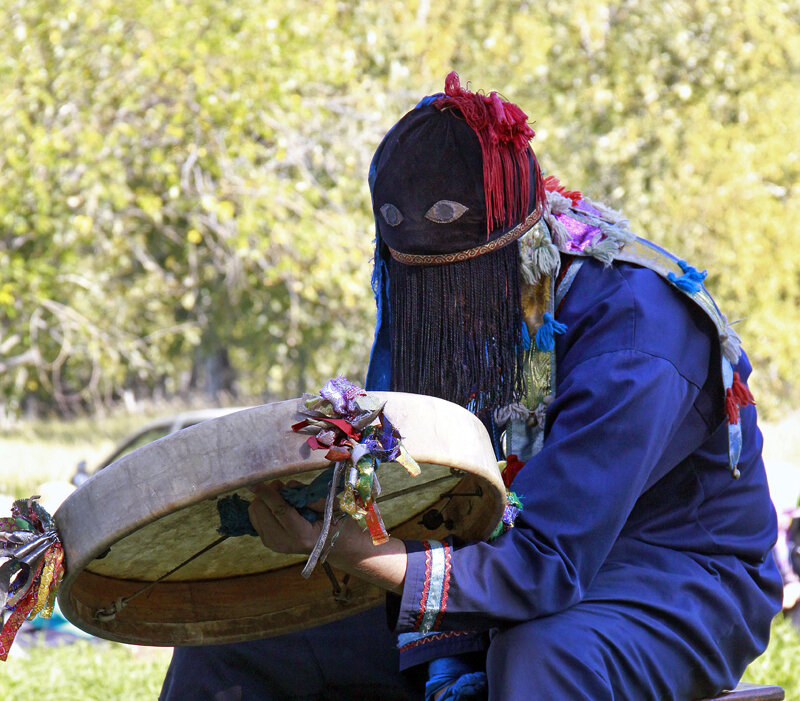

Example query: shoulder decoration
[509,175,751,479]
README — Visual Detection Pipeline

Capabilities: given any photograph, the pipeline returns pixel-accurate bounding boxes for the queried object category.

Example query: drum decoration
[0,497,65,660]
[213,377,423,580]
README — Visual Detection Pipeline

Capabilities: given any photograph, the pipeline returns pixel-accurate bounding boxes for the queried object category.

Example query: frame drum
[55,392,505,646]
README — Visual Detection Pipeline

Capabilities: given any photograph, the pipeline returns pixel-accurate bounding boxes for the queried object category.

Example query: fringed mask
[370,72,545,414]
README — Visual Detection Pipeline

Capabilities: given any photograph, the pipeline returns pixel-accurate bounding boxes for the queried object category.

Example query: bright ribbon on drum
[290,377,421,575]
[0,497,65,661]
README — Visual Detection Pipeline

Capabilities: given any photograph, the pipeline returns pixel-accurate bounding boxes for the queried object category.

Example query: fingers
[247,484,320,555]
[248,479,285,496]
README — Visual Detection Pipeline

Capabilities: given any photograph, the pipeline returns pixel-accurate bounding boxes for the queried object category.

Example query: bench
[705,682,785,700]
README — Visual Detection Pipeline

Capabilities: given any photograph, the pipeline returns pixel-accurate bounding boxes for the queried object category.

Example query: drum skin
[55,392,505,646]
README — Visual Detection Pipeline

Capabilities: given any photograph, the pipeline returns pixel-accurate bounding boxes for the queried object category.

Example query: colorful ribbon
[1,498,65,661]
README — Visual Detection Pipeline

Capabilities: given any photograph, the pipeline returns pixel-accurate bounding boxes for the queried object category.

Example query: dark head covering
[368,73,544,414]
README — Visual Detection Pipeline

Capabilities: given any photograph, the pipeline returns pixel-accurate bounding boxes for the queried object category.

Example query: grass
[742,615,800,697]
[0,638,171,700]
[1,409,799,698]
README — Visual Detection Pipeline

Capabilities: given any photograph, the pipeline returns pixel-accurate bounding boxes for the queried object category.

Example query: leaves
[0,0,797,417]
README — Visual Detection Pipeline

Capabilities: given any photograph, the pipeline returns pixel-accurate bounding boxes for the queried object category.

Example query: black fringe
[389,242,527,413]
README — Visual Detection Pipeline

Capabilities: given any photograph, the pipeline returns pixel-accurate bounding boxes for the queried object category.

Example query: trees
[1,0,797,418]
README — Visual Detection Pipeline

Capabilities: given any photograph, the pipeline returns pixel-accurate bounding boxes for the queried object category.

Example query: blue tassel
[425,657,488,701]
[667,260,707,294]
[534,312,567,352]
[520,321,531,350]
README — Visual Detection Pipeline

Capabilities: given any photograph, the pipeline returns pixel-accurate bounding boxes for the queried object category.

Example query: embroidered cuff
[400,539,452,634]
[396,630,487,671]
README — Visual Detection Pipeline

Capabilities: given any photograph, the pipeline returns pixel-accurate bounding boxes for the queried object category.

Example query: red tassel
[543,175,582,206]
[731,372,755,408]
[725,388,739,425]
[502,454,526,488]
[434,71,538,238]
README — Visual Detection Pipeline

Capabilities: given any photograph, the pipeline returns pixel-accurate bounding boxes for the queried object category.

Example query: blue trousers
[160,592,759,700]
[160,606,423,701]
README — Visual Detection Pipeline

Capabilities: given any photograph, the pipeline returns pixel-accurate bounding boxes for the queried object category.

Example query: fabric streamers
[582,196,629,226]
[492,402,530,428]
[726,372,756,425]
[488,490,523,541]
[217,495,258,537]
[520,321,531,351]
[500,454,526,489]
[433,71,541,237]
[543,175,582,206]
[667,260,708,294]
[534,312,567,352]
[425,656,488,701]
[292,379,420,553]
[720,315,743,365]
[518,222,561,285]
[1,497,65,661]
[585,237,622,267]
[319,376,367,416]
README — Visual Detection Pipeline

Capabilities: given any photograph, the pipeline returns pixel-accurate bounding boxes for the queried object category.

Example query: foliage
[0,0,798,417]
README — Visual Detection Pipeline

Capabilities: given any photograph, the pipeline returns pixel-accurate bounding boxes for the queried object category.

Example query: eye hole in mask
[380,203,404,227]
[424,200,469,224]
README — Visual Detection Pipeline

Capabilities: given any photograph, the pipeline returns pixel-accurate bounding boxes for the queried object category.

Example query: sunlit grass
[742,615,800,698]
[0,638,171,701]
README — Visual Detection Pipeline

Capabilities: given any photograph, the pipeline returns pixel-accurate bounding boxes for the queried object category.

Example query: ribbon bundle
[1,497,64,661]
[292,377,420,546]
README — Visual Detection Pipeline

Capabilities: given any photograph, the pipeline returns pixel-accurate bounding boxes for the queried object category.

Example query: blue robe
[160,254,781,700]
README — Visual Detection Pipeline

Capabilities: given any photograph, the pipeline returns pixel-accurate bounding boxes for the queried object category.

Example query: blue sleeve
[393,261,714,634]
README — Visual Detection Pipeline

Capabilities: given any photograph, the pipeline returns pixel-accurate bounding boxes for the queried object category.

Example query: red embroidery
[434,541,452,630]
[398,630,475,652]
[414,542,433,632]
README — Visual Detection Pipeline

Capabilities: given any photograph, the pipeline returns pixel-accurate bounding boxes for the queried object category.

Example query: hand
[247,480,408,594]
[247,482,321,555]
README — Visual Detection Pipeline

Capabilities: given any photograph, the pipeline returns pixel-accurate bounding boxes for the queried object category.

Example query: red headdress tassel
[544,175,582,206]
[434,72,540,238]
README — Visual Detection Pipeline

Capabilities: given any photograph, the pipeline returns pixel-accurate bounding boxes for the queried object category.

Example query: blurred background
[1,0,799,697]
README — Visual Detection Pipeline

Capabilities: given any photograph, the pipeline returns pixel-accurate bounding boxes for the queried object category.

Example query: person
[160,73,782,700]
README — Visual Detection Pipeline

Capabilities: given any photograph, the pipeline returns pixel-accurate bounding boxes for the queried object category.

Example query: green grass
[742,615,800,697]
[0,639,171,700]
